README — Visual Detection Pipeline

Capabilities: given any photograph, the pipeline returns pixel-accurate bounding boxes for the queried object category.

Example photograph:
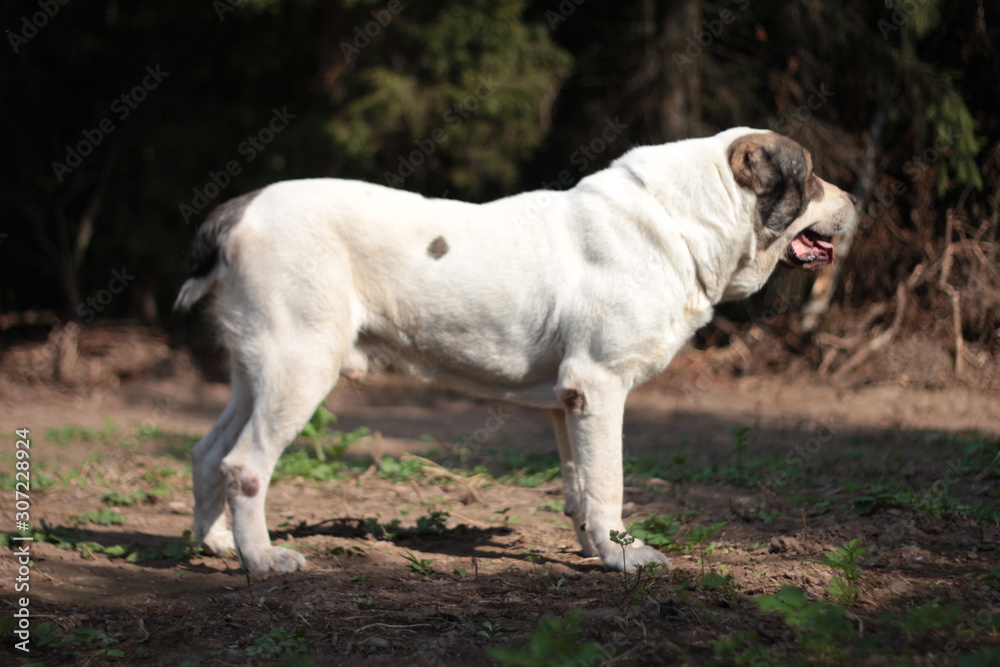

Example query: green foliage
[361,511,451,541]
[227,626,310,661]
[490,450,563,487]
[414,510,450,535]
[102,489,148,507]
[5,520,200,563]
[849,482,997,523]
[685,521,728,577]
[626,514,682,549]
[0,467,56,492]
[375,456,426,482]
[901,600,964,635]
[272,411,373,483]
[402,552,436,576]
[486,609,610,667]
[816,538,870,606]
[757,586,854,659]
[77,508,125,526]
[536,498,565,513]
[331,0,571,196]
[478,620,504,642]
[609,530,664,609]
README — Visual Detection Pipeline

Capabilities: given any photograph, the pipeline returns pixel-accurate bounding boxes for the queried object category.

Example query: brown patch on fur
[728,132,818,232]
[240,476,259,497]
[560,388,587,413]
[427,236,449,259]
[223,463,260,497]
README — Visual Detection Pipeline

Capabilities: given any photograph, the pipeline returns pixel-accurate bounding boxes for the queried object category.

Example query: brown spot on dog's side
[728,132,816,232]
[427,236,449,259]
[240,475,259,498]
[560,388,587,413]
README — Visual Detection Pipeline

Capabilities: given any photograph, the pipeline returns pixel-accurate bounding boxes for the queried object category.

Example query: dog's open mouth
[787,228,835,267]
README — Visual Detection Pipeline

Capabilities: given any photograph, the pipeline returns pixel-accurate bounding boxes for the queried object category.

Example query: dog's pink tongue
[790,231,834,264]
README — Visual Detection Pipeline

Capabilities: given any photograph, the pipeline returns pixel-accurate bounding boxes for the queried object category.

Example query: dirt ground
[0,330,998,665]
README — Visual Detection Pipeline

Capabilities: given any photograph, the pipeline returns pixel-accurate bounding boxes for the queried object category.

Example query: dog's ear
[728,140,783,194]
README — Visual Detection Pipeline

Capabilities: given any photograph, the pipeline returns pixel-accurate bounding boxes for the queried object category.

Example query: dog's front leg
[221,421,307,574]
[557,364,670,572]
[551,409,597,557]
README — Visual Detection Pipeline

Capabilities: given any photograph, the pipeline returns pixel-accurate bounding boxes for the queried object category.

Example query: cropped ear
[728,140,783,194]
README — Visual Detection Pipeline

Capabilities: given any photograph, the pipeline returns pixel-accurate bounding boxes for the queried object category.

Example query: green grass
[1,519,200,563]
[485,609,611,666]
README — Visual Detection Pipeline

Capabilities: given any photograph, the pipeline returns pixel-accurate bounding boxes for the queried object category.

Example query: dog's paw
[601,542,671,572]
[200,529,237,557]
[241,546,308,574]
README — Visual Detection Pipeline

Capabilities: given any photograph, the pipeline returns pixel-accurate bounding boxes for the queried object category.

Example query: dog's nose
[848,193,858,205]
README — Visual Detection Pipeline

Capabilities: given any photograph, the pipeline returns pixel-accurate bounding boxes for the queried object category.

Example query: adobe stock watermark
[178,106,297,223]
[339,0,407,64]
[545,0,587,30]
[859,130,958,230]
[510,116,629,234]
[449,406,512,467]
[76,267,135,324]
[383,76,501,187]
[51,64,170,183]
[672,0,751,72]
[8,0,71,54]
[769,83,834,135]
[878,0,930,41]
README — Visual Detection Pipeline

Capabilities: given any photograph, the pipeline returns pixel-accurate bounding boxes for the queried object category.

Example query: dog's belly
[349,317,565,408]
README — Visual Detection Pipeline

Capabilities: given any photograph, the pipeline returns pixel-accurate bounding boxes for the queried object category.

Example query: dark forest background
[1,0,998,385]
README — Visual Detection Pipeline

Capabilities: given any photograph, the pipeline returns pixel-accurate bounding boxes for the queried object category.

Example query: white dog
[175,127,857,573]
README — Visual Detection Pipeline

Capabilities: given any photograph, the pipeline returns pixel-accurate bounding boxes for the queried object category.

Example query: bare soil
[0,328,998,665]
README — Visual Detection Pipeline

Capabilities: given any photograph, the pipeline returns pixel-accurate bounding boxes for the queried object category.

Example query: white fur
[182,128,856,573]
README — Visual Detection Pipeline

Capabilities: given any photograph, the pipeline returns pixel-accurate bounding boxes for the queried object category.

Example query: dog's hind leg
[221,337,342,573]
[191,365,253,556]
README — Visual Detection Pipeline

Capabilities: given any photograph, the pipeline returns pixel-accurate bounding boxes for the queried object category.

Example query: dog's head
[727,131,857,270]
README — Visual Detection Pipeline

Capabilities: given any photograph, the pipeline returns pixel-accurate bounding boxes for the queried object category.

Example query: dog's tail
[173,189,262,313]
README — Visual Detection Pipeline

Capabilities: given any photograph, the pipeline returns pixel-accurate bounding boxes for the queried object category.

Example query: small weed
[816,538,870,606]
[610,529,663,609]
[757,585,853,660]
[0,465,57,492]
[377,456,426,482]
[626,514,682,550]
[365,511,451,541]
[402,552,436,575]
[77,508,125,526]
[478,620,504,641]
[490,450,562,487]
[364,517,402,540]
[227,626,309,660]
[491,507,521,526]
[70,626,122,650]
[722,426,752,484]
[685,521,727,576]
[486,609,611,666]
[536,498,565,513]
[5,520,200,563]
[414,510,450,535]
[101,489,148,507]
[901,599,965,635]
